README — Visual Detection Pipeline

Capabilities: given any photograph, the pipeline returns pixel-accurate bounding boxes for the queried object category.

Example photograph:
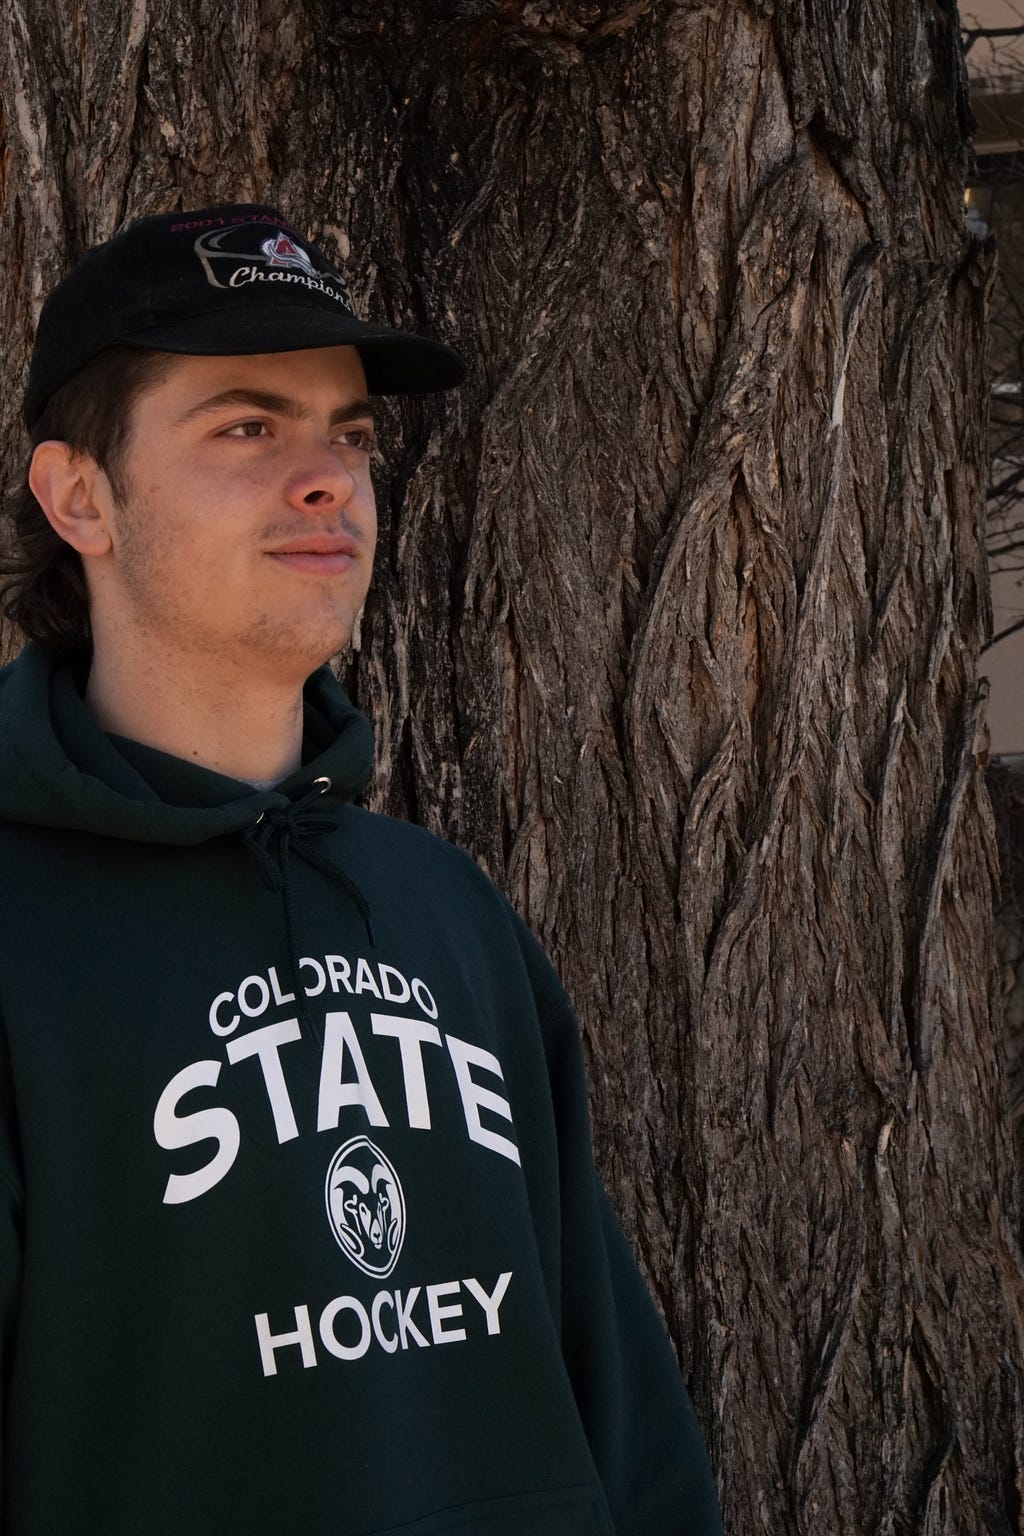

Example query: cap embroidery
[194,223,357,315]
[261,231,318,275]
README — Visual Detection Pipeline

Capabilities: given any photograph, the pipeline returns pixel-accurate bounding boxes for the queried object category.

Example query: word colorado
[255,1272,513,1378]
[207,955,438,1035]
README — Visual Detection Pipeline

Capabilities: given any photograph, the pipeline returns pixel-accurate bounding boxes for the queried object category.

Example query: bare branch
[963,23,1024,54]
[988,465,1024,501]
[983,614,1024,652]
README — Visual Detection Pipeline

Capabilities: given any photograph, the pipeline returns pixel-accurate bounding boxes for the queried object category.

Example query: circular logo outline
[324,1136,406,1279]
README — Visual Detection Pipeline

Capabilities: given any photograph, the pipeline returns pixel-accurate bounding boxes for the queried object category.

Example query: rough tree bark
[2,2,1022,1532]
[990,760,1024,1241]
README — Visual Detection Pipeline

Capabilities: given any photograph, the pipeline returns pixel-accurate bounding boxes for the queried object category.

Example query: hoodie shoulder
[338,804,571,1020]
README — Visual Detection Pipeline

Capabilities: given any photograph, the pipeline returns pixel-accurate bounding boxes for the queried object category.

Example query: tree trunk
[990,759,1024,1241]
[3,2,1022,1531]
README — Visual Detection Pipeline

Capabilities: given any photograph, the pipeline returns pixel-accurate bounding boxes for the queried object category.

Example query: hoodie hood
[0,641,375,843]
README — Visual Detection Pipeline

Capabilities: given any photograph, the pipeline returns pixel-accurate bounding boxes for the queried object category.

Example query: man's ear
[28,441,114,558]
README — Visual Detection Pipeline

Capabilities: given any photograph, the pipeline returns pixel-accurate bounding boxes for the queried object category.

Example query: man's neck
[83,644,308,784]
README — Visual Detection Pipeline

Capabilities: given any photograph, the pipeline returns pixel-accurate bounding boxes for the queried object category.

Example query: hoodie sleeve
[0,1174,19,1513]
[0,1023,23,1515]
[540,992,723,1536]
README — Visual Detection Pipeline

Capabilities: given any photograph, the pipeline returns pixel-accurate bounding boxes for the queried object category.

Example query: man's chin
[241,612,358,675]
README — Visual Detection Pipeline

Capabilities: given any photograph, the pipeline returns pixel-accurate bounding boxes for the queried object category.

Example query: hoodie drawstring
[240,776,376,1048]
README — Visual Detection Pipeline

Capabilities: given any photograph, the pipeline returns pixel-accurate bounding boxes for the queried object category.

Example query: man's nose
[283,444,358,511]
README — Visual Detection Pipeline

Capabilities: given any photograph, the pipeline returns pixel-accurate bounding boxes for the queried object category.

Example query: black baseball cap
[24,203,468,429]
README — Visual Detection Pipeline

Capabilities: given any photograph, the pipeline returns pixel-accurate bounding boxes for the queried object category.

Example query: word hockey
[254,1272,514,1378]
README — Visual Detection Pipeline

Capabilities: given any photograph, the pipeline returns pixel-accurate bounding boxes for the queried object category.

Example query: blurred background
[963,0,1024,755]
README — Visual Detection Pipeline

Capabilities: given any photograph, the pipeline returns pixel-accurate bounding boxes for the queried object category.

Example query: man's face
[87,344,378,681]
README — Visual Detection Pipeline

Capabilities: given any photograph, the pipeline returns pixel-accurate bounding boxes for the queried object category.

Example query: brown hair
[1,346,172,653]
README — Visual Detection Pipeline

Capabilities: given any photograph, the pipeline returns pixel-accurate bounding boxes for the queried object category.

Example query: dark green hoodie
[0,642,722,1536]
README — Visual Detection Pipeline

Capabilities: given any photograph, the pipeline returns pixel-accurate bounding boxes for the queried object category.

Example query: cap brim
[120,306,468,395]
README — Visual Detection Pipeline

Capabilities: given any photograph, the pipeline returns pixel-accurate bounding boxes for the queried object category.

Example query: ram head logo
[325,1137,406,1278]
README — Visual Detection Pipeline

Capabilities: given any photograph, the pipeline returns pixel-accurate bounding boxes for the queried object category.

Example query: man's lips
[267,534,357,574]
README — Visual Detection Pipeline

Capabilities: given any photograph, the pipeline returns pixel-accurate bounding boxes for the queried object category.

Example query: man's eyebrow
[176,388,376,426]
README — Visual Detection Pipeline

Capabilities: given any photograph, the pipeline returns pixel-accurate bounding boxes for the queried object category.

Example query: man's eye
[224,420,267,439]
[337,427,377,452]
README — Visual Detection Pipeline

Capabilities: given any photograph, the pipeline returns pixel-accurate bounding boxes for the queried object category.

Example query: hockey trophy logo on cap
[194,221,357,314]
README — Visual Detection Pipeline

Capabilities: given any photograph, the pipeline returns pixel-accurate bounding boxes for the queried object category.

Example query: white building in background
[962,1,1024,755]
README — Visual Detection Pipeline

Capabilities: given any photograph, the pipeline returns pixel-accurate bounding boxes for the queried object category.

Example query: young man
[0,204,723,1535]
